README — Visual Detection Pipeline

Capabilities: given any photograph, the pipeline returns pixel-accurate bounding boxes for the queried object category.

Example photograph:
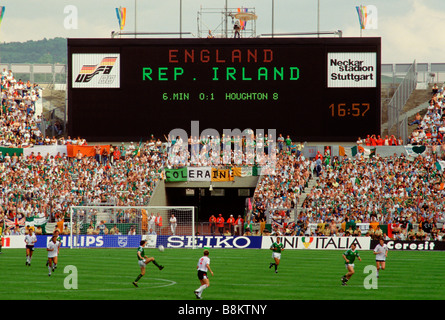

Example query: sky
[0,0,444,63]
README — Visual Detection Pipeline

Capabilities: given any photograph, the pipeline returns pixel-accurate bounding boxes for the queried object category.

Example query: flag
[116,7,126,31]
[5,217,26,229]
[351,146,358,157]
[232,167,242,177]
[0,146,23,157]
[211,168,233,182]
[404,145,426,160]
[0,6,5,29]
[237,8,248,30]
[339,146,356,158]
[242,167,253,177]
[164,167,187,182]
[66,145,110,158]
[412,145,426,154]
[5,218,16,229]
[231,166,250,177]
[358,145,376,158]
[231,166,256,177]
[356,5,366,29]
[356,5,378,30]
[387,223,393,239]
[435,160,445,172]
[134,139,142,157]
[187,167,211,181]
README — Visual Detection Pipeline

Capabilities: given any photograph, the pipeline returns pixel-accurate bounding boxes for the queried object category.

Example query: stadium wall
[2,235,444,251]
[0,144,424,160]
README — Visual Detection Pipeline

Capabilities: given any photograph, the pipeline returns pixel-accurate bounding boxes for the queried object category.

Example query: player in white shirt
[46,235,61,276]
[194,249,214,299]
[373,238,389,278]
[169,213,177,235]
[24,228,37,266]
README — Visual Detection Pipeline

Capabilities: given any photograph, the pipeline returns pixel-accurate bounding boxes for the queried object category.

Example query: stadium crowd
[250,82,445,241]
[357,84,445,147]
[0,141,167,234]
[408,85,445,146]
[1,70,445,242]
[1,69,168,234]
[1,68,44,148]
[252,149,445,241]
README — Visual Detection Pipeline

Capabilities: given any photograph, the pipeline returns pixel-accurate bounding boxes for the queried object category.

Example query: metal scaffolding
[197,6,257,39]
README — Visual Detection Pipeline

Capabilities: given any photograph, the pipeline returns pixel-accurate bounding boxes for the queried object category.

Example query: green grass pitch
[1,247,444,300]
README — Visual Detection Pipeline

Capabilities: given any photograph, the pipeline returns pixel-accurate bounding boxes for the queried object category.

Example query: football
[158,245,165,252]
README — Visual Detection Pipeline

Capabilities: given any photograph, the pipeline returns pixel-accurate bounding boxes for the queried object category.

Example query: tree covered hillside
[0,37,67,64]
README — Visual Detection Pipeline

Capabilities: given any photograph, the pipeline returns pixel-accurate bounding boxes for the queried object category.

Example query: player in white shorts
[269,237,284,273]
[194,249,214,299]
[24,228,37,266]
[373,238,388,278]
[46,235,60,276]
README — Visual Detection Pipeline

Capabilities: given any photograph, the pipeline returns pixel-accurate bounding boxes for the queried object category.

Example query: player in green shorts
[341,243,362,286]
[133,240,164,287]
[269,236,284,273]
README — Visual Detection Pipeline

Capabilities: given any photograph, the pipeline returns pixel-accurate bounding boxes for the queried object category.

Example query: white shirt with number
[47,241,60,258]
[197,256,210,272]
[374,243,388,261]
[25,234,37,246]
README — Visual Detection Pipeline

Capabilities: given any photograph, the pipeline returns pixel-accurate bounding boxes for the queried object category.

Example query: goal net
[69,205,195,248]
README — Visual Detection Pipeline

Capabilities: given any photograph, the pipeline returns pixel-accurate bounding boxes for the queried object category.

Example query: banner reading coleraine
[164,166,262,182]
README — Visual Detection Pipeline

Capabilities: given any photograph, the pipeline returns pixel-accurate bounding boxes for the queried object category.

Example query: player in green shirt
[133,240,164,287]
[269,237,284,273]
[341,243,362,286]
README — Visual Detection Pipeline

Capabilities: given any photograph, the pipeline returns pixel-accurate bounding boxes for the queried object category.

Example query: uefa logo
[72,53,120,88]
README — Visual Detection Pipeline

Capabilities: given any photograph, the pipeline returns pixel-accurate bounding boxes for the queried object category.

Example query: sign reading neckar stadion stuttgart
[327,52,377,88]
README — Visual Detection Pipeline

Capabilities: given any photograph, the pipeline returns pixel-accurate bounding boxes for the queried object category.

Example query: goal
[69,205,195,248]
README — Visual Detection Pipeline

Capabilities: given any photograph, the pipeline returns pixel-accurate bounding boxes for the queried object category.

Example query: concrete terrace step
[293,175,318,219]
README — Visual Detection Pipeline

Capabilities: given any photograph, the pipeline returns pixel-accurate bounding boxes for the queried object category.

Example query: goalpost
[69,206,195,249]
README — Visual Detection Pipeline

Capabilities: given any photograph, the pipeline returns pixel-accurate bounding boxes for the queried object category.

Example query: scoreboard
[67,37,381,142]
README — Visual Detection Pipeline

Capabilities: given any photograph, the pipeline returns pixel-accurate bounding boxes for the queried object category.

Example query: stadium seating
[1,71,444,241]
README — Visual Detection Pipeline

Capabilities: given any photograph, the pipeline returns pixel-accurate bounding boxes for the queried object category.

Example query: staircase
[381,83,432,137]
[293,174,318,220]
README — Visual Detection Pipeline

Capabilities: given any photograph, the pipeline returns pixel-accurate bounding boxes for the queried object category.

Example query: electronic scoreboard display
[67,37,381,142]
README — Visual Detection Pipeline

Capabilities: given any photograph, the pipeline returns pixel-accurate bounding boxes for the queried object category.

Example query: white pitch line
[0,278,177,295]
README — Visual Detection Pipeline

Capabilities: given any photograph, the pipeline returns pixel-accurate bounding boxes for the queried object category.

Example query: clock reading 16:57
[329,103,370,117]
